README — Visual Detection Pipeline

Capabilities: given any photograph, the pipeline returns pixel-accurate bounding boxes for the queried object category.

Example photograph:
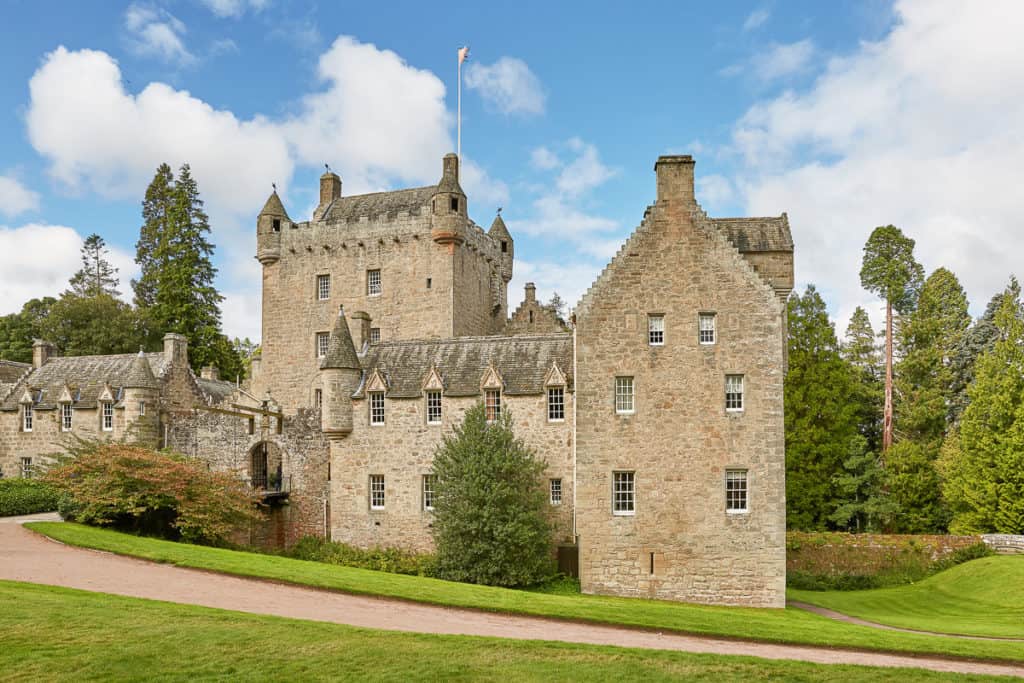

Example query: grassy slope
[26,522,1024,663]
[0,581,1002,683]
[790,555,1024,639]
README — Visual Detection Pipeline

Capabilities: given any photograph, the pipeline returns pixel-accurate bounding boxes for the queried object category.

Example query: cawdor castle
[0,153,794,608]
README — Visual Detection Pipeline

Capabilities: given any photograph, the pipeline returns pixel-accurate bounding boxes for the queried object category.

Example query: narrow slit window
[426,277,432,289]
[314,389,323,410]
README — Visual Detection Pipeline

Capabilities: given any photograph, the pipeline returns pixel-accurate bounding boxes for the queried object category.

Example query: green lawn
[0,580,1005,682]
[790,555,1024,639]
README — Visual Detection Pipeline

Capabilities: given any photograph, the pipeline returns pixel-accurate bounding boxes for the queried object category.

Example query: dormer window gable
[543,362,567,389]
[480,365,504,392]
[421,365,445,394]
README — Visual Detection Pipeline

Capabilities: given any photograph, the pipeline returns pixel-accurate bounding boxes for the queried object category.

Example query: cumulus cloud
[743,8,770,32]
[530,146,560,170]
[124,4,195,66]
[723,40,815,82]
[510,260,601,317]
[464,57,545,116]
[198,0,269,18]
[727,0,1024,326]
[0,175,40,218]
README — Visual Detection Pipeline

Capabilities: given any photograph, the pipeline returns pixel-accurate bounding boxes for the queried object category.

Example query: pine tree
[67,234,120,298]
[829,435,896,532]
[784,286,859,530]
[842,306,883,453]
[547,292,568,324]
[133,163,175,315]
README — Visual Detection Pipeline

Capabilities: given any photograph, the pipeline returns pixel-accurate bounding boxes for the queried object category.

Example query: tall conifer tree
[67,234,120,298]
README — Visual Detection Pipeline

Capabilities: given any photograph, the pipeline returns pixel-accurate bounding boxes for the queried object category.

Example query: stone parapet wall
[982,534,1024,554]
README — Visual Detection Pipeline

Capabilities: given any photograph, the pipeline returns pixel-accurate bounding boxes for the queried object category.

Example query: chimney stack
[351,311,372,350]
[320,170,342,206]
[525,282,537,303]
[200,366,219,381]
[32,339,56,368]
[654,155,695,205]
[163,333,189,367]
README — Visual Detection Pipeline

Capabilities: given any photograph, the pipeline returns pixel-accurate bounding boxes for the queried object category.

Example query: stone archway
[249,441,283,491]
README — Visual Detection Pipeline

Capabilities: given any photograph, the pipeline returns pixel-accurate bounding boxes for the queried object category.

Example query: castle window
[22,404,33,432]
[484,389,501,422]
[370,474,385,510]
[316,332,330,358]
[369,391,385,425]
[699,313,717,344]
[61,404,73,432]
[613,471,635,515]
[426,390,442,425]
[102,402,114,431]
[547,387,565,422]
[648,315,664,346]
[139,401,146,416]
[272,219,281,232]
[423,474,436,511]
[426,277,432,289]
[726,374,744,412]
[317,274,331,301]
[501,240,508,253]
[450,197,459,212]
[550,478,562,505]
[726,469,748,513]
[370,328,381,344]
[367,269,382,296]
[21,457,32,479]
[529,310,534,323]
[615,376,634,414]
[314,389,322,410]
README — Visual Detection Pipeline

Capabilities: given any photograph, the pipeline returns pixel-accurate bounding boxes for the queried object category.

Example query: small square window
[61,403,73,432]
[367,269,382,296]
[613,471,635,515]
[615,376,634,414]
[426,390,442,425]
[102,402,114,431]
[550,478,563,505]
[21,457,32,479]
[370,327,381,344]
[547,387,565,421]
[699,313,716,344]
[22,404,33,432]
[423,474,436,511]
[485,389,501,422]
[317,274,331,301]
[369,391,385,425]
[726,374,744,412]
[314,389,323,410]
[316,332,330,358]
[726,469,748,512]
[648,315,664,346]
[370,474,385,510]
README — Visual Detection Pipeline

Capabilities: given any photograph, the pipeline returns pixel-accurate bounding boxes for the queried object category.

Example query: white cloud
[460,157,510,212]
[724,40,815,82]
[696,174,734,212]
[0,175,40,218]
[464,57,545,116]
[124,4,195,66]
[555,141,615,197]
[530,146,560,170]
[726,0,1024,324]
[510,260,601,316]
[198,0,269,19]
[0,224,138,314]
[743,8,770,32]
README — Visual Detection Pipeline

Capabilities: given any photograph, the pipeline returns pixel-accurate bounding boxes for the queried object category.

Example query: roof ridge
[373,333,572,348]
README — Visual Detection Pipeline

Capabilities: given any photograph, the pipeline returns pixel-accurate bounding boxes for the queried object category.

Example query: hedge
[0,479,61,517]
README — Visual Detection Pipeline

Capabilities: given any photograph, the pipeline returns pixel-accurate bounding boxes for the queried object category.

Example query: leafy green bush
[0,479,61,517]
[280,536,437,577]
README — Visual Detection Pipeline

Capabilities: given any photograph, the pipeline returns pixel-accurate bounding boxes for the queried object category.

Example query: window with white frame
[316,332,330,358]
[485,389,501,422]
[613,471,635,515]
[726,469,748,512]
[426,390,442,425]
[547,387,565,421]
[21,457,32,479]
[22,404,33,432]
[317,274,331,301]
[615,376,634,414]
[648,315,664,346]
[550,478,563,505]
[369,474,385,509]
[61,403,73,432]
[369,391,385,425]
[370,327,381,344]
[422,474,436,511]
[314,389,322,410]
[725,374,744,412]
[699,313,717,344]
[367,269,382,296]
[102,402,114,431]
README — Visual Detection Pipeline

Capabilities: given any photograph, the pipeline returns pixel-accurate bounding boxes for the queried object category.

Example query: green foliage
[279,536,437,576]
[67,233,120,298]
[431,404,554,587]
[829,435,896,532]
[232,337,261,379]
[44,442,259,544]
[0,479,61,516]
[784,286,860,530]
[38,293,143,357]
[0,297,55,363]
[842,306,883,451]
[859,225,925,315]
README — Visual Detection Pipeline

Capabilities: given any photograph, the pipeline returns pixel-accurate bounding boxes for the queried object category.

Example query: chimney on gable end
[654,155,696,206]
[163,333,189,368]
[32,339,56,368]
[525,282,537,302]
[351,311,372,351]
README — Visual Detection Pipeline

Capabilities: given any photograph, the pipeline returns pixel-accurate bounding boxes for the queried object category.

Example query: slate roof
[259,191,290,219]
[325,186,436,222]
[196,377,236,404]
[488,213,511,239]
[321,308,361,370]
[713,215,793,252]
[358,333,573,398]
[1,352,168,410]
[0,359,30,385]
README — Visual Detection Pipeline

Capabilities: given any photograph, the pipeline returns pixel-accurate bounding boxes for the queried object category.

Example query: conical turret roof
[488,212,511,239]
[259,190,289,219]
[320,306,361,370]
[124,349,159,389]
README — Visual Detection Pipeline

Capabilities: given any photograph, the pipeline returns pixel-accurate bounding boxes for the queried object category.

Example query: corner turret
[257,189,289,266]
[431,153,467,250]
[123,349,160,446]
[319,305,362,438]
[488,211,513,283]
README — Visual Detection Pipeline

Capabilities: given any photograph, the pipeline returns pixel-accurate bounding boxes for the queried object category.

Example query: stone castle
[0,153,793,607]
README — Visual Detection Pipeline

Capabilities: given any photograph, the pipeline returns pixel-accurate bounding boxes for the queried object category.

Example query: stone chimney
[163,333,189,367]
[32,339,56,368]
[654,155,696,205]
[320,170,342,206]
[351,311,372,350]
[200,366,219,381]
[250,354,262,383]
[525,282,537,303]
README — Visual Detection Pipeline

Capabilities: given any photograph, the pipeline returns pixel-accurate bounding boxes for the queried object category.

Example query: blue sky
[2,0,1021,341]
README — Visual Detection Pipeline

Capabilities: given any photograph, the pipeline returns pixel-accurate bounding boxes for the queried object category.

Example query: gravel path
[2,518,1022,678]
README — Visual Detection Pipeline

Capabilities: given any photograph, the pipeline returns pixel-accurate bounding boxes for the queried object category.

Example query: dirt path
[2,519,1022,678]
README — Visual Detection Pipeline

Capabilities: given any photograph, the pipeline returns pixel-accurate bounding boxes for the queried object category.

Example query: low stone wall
[787,532,982,579]
[982,534,1024,554]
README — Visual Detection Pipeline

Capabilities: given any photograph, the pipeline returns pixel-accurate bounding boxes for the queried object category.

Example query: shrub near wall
[787,532,989,590]
[0,479,61,517]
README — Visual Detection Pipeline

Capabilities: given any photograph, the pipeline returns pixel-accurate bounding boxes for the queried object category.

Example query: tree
[842,306,883,453]
[67,233,120,298]
[547,292,568,324]
[38,294,143,357]
[133,163,175,313]
[940,281,1024,533]
[431,404,553,586]
[232,337,261,379]
[784,286,860,529]
[0,297,55,362]
[829,435,896,532]
[859,225,924,453]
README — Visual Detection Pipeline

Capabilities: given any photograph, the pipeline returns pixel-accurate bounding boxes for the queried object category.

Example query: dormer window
[61,404,73,432]
[102,402,114,431]
[450,197,459,212]
[22,404,33,432]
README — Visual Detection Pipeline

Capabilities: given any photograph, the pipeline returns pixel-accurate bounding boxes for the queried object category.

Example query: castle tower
[257,190,289,266]
[430,153,467,251]
[319,305,362,439]
[488,212,513,284]
[122,349,160,446]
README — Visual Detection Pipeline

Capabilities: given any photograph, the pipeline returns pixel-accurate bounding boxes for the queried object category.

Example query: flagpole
[457,50,462,160]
